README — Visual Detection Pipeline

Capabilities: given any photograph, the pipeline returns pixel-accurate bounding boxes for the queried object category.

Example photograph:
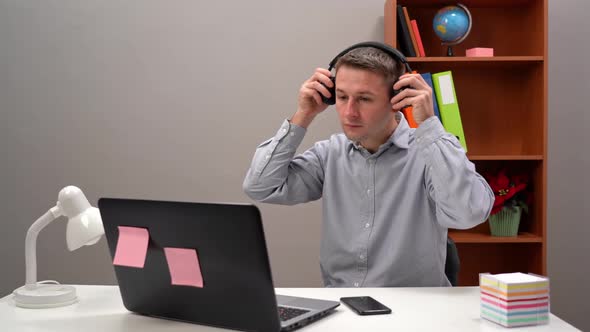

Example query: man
[243,44,494,287]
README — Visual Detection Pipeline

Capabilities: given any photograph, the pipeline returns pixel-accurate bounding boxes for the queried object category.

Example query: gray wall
[0,0,382,290]
[547,1,590,331]
[0,0,587,330]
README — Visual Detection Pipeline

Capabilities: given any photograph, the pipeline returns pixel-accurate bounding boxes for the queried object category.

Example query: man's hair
[334,46,405,92]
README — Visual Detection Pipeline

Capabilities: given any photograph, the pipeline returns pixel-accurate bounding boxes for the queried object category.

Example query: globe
[432,4,472,56]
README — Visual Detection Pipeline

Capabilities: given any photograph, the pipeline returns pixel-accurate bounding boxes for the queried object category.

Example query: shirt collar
[388,111,410,149]
[346,112,411,152]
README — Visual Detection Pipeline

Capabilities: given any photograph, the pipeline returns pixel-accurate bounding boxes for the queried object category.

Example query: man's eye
[337,95,348,101]
[360,97,372,102]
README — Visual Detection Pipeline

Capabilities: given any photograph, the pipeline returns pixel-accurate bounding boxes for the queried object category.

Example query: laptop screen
[99,198,282,331]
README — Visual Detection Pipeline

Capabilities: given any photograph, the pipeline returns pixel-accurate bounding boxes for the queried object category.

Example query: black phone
[339,296,392,315]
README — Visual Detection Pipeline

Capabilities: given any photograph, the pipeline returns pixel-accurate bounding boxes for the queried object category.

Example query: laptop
[98,198,340,332]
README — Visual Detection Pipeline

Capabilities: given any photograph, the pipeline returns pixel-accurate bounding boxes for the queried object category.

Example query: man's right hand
[291,68,333,128]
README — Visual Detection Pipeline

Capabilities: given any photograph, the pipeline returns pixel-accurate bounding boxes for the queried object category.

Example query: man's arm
[242,120,327,204]
[392,74,493,229]
[417,117,494,229]
[243,67,334,204]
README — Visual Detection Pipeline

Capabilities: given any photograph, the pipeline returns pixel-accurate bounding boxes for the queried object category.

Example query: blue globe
[433,5,472,45]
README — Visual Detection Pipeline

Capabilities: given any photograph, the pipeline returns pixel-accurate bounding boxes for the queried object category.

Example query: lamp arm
[25,206,63,289]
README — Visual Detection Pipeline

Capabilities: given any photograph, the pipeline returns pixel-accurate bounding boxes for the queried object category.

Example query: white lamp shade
[57,186,104,251]
[66,207,104,251]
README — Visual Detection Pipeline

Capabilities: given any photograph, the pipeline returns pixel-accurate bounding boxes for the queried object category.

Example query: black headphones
[322,41,412,105]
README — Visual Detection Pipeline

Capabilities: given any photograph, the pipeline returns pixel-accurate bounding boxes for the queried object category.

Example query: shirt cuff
[414,116,446,147]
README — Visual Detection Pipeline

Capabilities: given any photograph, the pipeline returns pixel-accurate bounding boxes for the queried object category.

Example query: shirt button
[354,282,359,287]
[366,189,371,195]
[290,132,295,137]
[265,154,270,159]
[359,254,364,260]
[365,223,371,228]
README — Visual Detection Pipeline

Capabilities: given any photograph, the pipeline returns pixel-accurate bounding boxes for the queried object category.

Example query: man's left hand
[391,73,435,126]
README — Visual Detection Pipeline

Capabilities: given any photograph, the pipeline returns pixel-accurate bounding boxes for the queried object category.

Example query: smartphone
[339,296,392,315]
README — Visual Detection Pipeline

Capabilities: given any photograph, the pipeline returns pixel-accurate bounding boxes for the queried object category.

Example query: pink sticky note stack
[113,226,150,268]
[466,47,494,57]
[164,247,204,288]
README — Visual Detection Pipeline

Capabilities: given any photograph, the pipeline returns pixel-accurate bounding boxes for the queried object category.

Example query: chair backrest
[445,237,460,286]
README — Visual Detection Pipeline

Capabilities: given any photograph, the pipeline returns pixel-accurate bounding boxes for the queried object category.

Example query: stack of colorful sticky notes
[480,272,550,327]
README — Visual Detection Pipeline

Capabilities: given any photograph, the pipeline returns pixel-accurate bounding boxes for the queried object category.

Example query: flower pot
[489,206,522,237]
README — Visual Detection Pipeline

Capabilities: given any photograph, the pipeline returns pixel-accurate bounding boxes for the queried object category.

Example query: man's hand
[391,73,435,126]
[291,68,333,128]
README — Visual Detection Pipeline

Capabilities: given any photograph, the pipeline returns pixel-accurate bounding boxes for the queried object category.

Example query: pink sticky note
[113,226,149,268]
[164,247,204,288]
[466,47,494,57]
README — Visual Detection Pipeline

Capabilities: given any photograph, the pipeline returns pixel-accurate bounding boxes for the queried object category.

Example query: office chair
[445,237,460,286]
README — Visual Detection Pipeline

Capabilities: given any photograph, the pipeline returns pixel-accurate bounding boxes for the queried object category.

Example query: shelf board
[406,57,544,69]
[409,56,543,62]
[449,231,543,243]
[399,0,534,7]
[467,155,544,161]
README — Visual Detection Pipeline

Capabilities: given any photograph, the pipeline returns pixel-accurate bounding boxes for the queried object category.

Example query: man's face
[334,66,396,150]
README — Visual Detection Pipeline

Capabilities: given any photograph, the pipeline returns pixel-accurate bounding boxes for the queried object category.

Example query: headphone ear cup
[392,83,407,100]
[391,78,401,99]
[321,76,336,105]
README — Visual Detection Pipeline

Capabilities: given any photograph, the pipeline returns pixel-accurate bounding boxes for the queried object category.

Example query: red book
[411,20,426,57]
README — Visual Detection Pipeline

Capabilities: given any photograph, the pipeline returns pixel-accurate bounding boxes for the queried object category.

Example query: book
[402,70,419,128]
[402,7,420,57]
[432,71,468,151]
[401,107,418,128]
[410,20,426,57]
[395,5,416,57]
[420,73,441,123]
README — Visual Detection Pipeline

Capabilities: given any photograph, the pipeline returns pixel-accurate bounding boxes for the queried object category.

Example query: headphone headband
[321,41,412,105]
[328,41,412,73]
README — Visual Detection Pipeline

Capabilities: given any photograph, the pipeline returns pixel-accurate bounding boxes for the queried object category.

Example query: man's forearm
[290,108,318,129]
[243,119,324,205]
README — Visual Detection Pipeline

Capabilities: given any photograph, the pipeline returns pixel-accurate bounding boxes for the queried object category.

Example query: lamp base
[13,284,78,308]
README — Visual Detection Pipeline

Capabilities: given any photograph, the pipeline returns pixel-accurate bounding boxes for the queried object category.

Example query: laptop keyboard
[278,306,309,321]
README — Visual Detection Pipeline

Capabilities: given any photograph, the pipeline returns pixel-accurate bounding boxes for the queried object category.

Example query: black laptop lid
[98,198,281,332]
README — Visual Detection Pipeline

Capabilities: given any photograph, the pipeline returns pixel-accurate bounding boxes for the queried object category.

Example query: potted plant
[485,169,531,237]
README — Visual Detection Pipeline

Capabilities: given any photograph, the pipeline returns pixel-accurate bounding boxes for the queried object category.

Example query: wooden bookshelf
[467,155,544,161]
[407,56,544,63]
[385,0,548,286]
[449,232,543,244]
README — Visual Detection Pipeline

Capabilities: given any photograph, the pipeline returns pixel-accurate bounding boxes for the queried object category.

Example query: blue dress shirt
[243,113,494,287]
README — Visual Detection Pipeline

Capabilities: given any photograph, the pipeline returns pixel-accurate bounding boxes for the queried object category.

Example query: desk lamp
[13,186,104,308]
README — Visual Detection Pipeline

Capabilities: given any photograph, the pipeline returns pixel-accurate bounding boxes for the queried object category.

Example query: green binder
[432,71,468,152]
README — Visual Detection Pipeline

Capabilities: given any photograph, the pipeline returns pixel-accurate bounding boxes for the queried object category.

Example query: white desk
[0,285,579,331]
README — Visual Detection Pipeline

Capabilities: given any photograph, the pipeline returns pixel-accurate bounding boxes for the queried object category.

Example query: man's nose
[344,99,360,118]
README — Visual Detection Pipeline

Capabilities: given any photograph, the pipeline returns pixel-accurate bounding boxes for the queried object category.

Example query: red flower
[485,169,530,215]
